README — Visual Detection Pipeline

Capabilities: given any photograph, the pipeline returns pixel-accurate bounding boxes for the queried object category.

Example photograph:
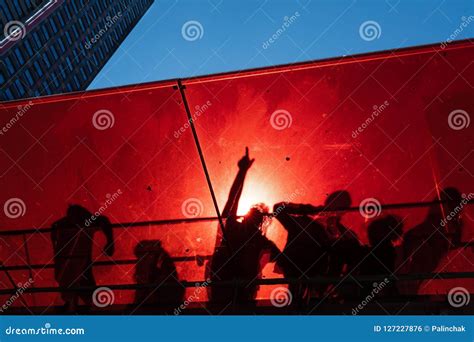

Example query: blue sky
[89,0,474,90]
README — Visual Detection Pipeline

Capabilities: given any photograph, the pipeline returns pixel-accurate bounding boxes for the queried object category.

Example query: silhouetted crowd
[50,148,467,313]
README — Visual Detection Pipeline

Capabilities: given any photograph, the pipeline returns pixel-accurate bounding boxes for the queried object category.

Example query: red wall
[1,40,473,306]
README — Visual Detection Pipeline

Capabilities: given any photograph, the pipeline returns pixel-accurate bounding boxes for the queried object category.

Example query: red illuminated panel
[0,82,218,306]
[183,41,474,296]
[0,40,473,307]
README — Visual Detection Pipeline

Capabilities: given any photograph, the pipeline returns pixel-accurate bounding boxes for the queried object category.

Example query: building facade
[1,0,154,101]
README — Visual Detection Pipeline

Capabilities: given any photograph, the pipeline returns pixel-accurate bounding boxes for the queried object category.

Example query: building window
[43,82,51,93]
[5,57,15,74]
[24,69,34,85]
[51,45,59,59]
[73,75,80,87]
[15,48,25,65]
[43,54,51,68]
[57,12,65,26]
[5,88,14,99]
[80,67,87,80]
[65,5,72,19]
[58,38,66,53]
[65,31,72,44]
[32,32,42,48]
[65,57,73,70]
[42,26,50,40]
[33,61,43,76]
[51,73,60,87]
[24,40,34,56]
[50,19,58,33]
[15,79,25,95]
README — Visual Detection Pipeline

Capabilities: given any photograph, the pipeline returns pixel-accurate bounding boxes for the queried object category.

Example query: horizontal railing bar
[0,272,473,295]
[1,256,213,271]
[0,199,472,237]
[4,239,474,271]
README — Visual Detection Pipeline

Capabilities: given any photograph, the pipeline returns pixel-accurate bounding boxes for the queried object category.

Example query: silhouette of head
[439,187,464,244]
[325,190,351,220]
[244,203,269,231]
[367,215,403,246]
[66,205,92,223]
[440,187,463,212]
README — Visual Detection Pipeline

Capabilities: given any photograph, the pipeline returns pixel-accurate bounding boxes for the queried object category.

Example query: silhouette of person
[358,215,403,296]
[133,240,184,311]
[272,201,329,305]
[51,205,114,312]
[402,187,464,294]
[208,147,280,308]
[322,191,361,300]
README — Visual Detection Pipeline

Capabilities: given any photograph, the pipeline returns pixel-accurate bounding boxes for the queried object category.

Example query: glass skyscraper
[1,0,154,101]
